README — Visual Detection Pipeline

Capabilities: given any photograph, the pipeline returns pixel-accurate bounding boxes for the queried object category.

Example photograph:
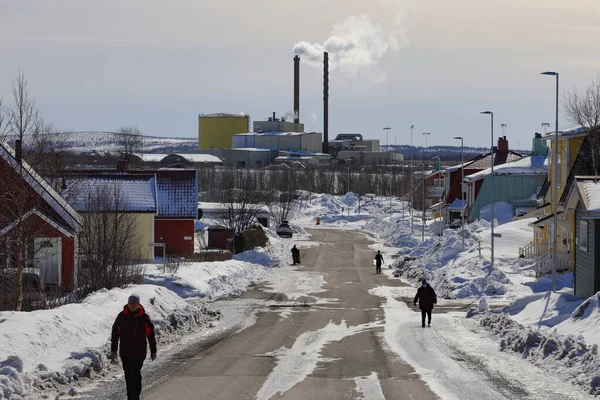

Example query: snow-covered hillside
[44,131,197,154]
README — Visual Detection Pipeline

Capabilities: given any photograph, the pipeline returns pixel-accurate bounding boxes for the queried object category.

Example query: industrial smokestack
[294,55,300,124]
[323,52,329,154]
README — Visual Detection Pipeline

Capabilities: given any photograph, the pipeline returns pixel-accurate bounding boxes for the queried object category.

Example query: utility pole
[410,125,414,235]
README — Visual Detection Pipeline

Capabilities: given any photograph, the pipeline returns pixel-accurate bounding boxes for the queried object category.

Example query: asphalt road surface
[143,228,435,400]
[80,228,589,400]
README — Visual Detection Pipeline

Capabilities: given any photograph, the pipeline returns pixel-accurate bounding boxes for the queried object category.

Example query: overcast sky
[1,0,599,148]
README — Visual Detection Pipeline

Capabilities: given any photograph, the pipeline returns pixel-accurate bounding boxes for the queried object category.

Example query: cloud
[293,1,411,82]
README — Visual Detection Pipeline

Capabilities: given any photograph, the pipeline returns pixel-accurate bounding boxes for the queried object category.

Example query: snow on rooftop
[136,153,169,162]
[156,170,198,218]
[63,176,157,212]
[236,131,315,136]
[582,180,600,213]
[175,154,222,163]
[465,155,548,181]
[448,199,467,211]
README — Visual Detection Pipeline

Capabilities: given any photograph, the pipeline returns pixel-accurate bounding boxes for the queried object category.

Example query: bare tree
[564,73,600,130]
[3,70,41,311]
[114,126,144,163]
[77,183,144,294]
[218,170,269,252]
[564,74,600,174]
[274,169,300,224]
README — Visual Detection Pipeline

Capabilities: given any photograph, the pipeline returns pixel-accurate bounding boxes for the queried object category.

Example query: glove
[151,353,157,361]
[110,351,118,363]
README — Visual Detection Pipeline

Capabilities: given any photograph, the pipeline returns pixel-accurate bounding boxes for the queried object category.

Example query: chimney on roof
[497,136,508,153]
[294,55,300,124]
[116,160,128,172]
[14,139,22,165]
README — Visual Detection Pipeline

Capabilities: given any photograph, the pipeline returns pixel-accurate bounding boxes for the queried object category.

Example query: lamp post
[422,132,431,162]
[542,122,550,135]
[419,162,425,241]
[383,127,391,147]
[346,167,350,224]
[432,156,441,229]
[410,125,414,235]
[453,136,465,251]
[346,167,350,194]
[542,71,560,293]
[401,164,405,220]
[480,111,495,268]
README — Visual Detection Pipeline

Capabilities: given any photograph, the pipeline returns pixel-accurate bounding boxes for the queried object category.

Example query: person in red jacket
[111,294,157,400]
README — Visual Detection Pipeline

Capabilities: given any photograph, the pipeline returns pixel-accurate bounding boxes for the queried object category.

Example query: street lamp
[346,167,350,223]
[383,127,391,147]
[346,167,350,194]
[410,125,414,235]
[432,156,441,230]
[453,136,465,251]
[542,122,550,135]
[542,71,560,293]
[480,111,495,268]
[422,132,431,161]
[401,164,405,220]
[419,162,426,241]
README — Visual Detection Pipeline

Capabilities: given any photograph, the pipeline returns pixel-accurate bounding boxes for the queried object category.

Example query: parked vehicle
[276,220,293,238]
[0,269,45,310]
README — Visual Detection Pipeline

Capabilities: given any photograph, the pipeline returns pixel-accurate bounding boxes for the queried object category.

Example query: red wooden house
[0,140,81,294]
[154,169,198,257]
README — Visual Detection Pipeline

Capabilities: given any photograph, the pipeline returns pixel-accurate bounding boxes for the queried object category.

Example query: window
[580,220,588,252]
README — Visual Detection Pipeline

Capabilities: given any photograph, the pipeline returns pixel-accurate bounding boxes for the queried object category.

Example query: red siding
[154,219,194,257]
[61,238,75,291]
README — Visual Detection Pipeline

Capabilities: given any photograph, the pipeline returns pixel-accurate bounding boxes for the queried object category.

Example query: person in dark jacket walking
[413,279,437,327]
[374,251,384,274]
[291,245,300,265]
[111,294,157,400]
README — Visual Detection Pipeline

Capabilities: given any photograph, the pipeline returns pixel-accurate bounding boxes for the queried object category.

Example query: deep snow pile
[478,311,600,395]
[0,286,219,399]
[0,229,289,399]
[390,221,511,298]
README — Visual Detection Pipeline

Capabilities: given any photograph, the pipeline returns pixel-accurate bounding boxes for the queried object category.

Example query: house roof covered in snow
[565,176,600,219]
[135,153,222,164]
[464,155,548,182]
[543,126,588,140]
[62,174,157,213]
[156,169,198,219]
[0,139,82,231]
[235,131,315,137]
[448,199,467,212]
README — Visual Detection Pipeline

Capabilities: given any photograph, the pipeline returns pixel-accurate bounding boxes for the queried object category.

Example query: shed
[207,226,234,250]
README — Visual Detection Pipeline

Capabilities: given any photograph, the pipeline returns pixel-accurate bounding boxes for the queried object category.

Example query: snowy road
[82,229,590,399]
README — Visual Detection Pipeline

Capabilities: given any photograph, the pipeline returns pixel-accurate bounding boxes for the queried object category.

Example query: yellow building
[527,127,587,272]
[199,113,250,150]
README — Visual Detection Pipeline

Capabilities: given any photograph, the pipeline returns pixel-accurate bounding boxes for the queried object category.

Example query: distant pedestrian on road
[374,251,384,274]
[291,245,300,265]
[413,279,437,327]
[111,294,157,400]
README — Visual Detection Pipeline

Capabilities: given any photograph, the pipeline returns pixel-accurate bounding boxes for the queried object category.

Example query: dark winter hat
[128,294,140,304]
[421,279,427,284]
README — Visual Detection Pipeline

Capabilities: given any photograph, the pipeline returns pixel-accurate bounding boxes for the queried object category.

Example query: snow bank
[480,201,514,225]
[479,312,600,395]
[0,286,219,399]
[391,224,510,298]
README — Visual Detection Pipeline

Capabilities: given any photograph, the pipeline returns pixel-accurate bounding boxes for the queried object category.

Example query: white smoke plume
[293,2,411,82]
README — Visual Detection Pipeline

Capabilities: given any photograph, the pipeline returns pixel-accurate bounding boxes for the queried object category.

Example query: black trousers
[421,309,432,326]
[122,356,145,400]
[376,263,381,274]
